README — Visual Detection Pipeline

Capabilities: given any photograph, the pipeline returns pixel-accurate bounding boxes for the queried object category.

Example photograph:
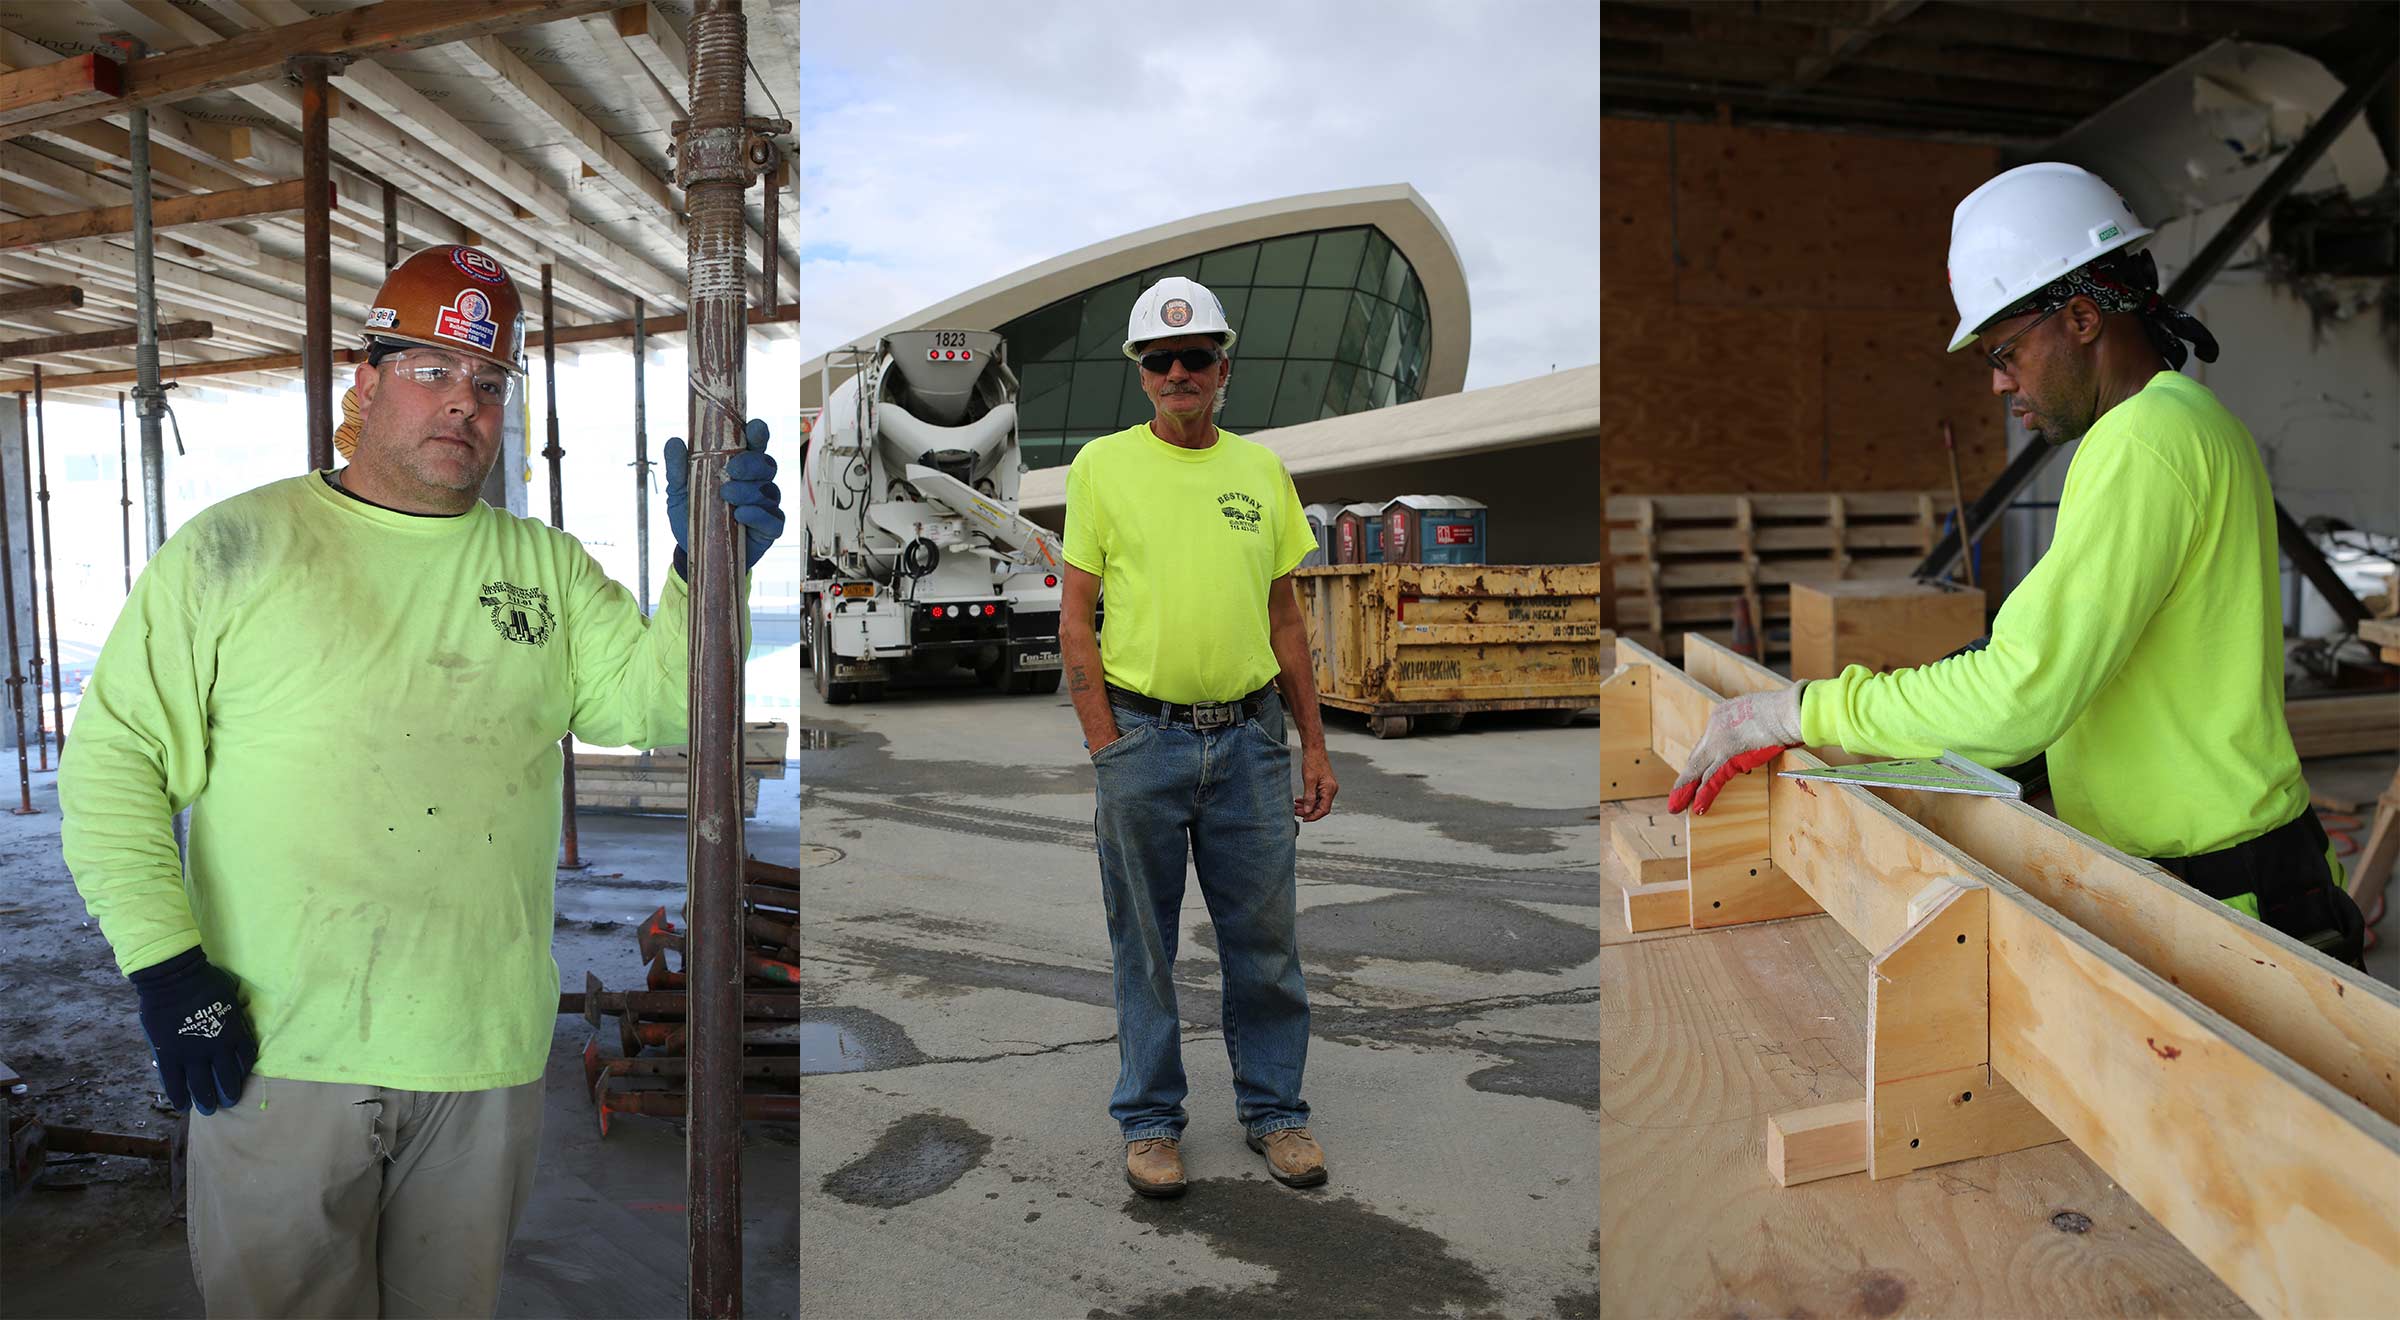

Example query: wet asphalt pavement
[798,682,1600,1319]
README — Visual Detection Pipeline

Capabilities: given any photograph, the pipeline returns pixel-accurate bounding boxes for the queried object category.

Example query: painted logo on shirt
[434,287,499,352]
[479,580,554,647]
[1217,490,1262,534]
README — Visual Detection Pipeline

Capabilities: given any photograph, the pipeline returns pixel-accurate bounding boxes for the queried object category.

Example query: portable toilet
[1333,502,1386,564]
[1301,502,1345,567]
[1383,495,1488,565]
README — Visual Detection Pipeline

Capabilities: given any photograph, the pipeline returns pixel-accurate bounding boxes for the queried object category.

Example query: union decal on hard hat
[364,307,398,329]
[1161,299,1192,328]
[450,247,508,284]
[434,287,499,351]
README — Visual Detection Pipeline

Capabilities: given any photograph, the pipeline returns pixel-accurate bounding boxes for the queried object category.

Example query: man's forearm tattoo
[1068,666,1093,695]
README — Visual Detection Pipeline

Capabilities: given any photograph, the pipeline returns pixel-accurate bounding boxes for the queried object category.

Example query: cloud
[798,0,1598,391]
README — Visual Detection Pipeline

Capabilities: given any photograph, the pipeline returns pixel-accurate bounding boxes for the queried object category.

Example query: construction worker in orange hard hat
[58,242,782,1317]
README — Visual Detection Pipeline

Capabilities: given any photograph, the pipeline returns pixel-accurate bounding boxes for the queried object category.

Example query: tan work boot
[1125,1137,1186,1198]
[1245,1127,1327,1188]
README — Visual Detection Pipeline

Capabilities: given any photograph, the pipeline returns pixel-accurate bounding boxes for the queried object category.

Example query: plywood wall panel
[1602,301,1824,495]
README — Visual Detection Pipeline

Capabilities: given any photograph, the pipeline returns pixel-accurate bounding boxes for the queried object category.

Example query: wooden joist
[0,285,81,314]
[0,179,319,253]
[1,0,623,141]
[0,320,210,361]
[1615,633,2400,1318]
[0,53,120,128]
[2287,691,2400,758]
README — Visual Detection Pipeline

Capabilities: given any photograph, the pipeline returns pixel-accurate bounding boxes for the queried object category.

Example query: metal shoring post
[118,392,131,593]
[676,2,784,1312]
[30,367,63,752]
[382,181,399,272]
[128,39,168,559]
[2,400,34,813]
[292,54,340,473]
[543,265,590,874]
[17,376,43,772]
[634,298,651,615]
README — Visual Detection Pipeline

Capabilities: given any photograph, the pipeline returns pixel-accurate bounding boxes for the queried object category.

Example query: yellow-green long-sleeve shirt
[1801,371,2305,861]
[61,472,698,1090]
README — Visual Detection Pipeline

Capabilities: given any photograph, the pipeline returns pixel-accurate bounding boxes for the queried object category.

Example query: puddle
[797,727,848,750]
[1464,1039,1599,1111]
[797,1006,928,1075]
[1196,892,1598,976]
[820,1112,990,1208]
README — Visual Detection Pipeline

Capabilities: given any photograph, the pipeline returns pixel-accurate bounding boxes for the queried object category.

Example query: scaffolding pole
[31,366,63,753]
[3,400,34,813]
[294,54,341,473]
[542,264,588,873]
[677,1,784,1313]
[634,298,650,615]
[128,42,168,559]
[118,392,132,593]
[18,371,44,772]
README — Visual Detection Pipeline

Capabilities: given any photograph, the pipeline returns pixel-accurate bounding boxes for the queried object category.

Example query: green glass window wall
[994,225,1431,469]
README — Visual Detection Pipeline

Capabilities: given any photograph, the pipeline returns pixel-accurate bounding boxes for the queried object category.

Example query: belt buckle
[1191,701,1235,731]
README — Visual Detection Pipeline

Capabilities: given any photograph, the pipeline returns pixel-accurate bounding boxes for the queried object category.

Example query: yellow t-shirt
[1063,423,1315,704]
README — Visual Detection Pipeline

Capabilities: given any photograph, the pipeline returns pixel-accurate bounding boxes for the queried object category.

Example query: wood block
[1610,813,1686,885]
[1622,880,1691,934]
[1766,1100,1866,1187]
[2286,693,2400,758]
[1600,664,1676,800]
[1689,759,1821,928]
[1789,578,1986,681]
[1866,876,2064,1178]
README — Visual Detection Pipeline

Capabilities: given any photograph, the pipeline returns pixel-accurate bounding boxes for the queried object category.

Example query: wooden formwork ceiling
[1602,0,2395,145]
[0,0,800,403]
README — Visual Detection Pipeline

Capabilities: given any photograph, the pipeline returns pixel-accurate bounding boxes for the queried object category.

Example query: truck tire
[1370,713,1412,739]
[798,607,812,671]
[812,618,855,705]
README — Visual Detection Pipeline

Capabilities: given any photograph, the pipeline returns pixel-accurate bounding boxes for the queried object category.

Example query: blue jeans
[1093,688,1310,1142]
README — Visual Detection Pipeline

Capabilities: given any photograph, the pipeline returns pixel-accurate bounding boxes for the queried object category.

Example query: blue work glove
[129,947,258,1115]
[666,418,783,573]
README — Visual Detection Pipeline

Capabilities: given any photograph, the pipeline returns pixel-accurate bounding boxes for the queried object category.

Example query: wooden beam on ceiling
[0,319,210,360]
[0,52,120,128]
[0,178,316,251]
[0,284,81,313]
[613,4,691,121]
[587,9,685,139]
[0,140,263,267]
[441,32,683,233]
[0,0,626,139]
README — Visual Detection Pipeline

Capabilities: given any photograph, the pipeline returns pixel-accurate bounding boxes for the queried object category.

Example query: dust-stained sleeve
[58,543,217,976]
[559,536,746,749]
[1799,432,2201,766]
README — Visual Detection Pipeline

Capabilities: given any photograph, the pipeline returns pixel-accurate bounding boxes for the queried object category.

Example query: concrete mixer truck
[801,329,1066,703]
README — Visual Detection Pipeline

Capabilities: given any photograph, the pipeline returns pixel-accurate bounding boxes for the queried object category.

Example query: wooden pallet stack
[575,721,790,817]
[1604,491,1954,664]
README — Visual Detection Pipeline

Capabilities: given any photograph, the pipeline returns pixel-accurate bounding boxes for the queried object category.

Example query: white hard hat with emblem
[1123,276,1239,360]
[1945,162,2152,353]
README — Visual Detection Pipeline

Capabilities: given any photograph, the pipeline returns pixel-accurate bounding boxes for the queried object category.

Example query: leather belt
[1106,682,1276,731]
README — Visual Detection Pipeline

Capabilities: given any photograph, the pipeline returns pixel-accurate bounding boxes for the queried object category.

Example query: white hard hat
[1946,162,2152,353]
[1123,277,1238,360]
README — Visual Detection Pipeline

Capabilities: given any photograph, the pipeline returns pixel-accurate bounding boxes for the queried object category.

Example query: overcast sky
[797,1,1598,392]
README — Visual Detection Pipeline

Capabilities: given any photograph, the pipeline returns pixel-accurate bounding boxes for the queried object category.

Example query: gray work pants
[185,1074,543,1319]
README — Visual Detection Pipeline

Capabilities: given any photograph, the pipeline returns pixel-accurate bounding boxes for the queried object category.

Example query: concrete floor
[798,681,1604,1320]
[0,762,801,1320]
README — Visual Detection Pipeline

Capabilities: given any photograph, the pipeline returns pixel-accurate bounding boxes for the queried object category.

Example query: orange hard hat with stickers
[335,245,526,460]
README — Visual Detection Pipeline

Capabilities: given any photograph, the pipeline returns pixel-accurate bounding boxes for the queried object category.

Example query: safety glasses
[386,351,515,406]
[1982,304,2061,375]
[1137,346,1223,375]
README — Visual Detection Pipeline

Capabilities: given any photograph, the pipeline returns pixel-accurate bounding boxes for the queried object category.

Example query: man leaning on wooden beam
[1667,162,2367,970]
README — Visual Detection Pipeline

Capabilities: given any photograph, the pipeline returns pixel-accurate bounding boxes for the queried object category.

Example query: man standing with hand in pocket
[1059,277,1339,1200]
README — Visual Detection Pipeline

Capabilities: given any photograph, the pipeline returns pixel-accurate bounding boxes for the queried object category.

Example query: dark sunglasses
[1138,346,1222,375]
[1983,304,2061,374]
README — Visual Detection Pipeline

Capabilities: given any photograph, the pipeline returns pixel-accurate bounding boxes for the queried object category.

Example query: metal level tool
[1778,751,2024,799]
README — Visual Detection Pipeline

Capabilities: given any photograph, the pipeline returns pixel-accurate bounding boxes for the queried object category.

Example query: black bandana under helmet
[1988,247,2219,371]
